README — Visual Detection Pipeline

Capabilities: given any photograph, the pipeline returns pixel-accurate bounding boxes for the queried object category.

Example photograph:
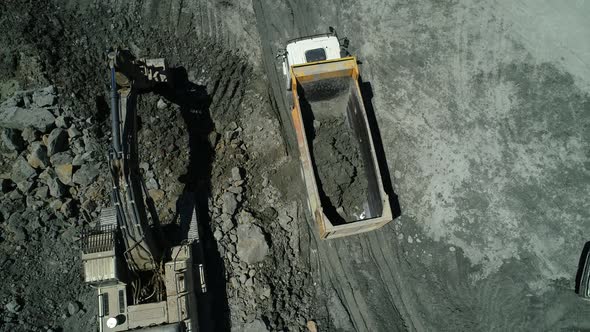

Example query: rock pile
[0,85,102,331]
[208,123,271,330]
[0,86,107,242]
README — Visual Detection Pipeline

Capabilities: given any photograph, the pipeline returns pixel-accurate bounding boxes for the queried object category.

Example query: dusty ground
[0,0,589,331]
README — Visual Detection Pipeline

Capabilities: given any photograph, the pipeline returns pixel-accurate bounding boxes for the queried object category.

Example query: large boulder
[55,164,73,185]
[0,106,55,132]
[67,301,81,316]
[222,192,238,215]
[231,167,242,181]
[72,164,99,186]
[82,129,100,154]
[51,151,74,185]
[32,86,56,107]
[1,128,25,151]
[46,128,68,156]
[20,126,38,143]
[27,143,49,169]
[47,175,66,198]
[39,168,66,198]
[55,115,69,128]
[236,223,269,264]
[67,126,81,138]
[11,156,36,184]
[11,156,37,193]
[50,151,73,165]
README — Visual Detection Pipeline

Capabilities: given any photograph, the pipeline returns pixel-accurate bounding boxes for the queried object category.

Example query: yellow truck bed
[290,57,392,239]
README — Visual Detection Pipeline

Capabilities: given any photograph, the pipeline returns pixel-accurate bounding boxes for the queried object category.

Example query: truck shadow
[575,241,590,295]
[156,66,230,331]
[358,78,402,219]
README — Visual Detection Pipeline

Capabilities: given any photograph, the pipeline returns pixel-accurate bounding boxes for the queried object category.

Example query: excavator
[80,50,206,332]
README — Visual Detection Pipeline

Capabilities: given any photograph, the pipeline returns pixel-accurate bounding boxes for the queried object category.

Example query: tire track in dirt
[305,215,407,331]
[364,234,418,331]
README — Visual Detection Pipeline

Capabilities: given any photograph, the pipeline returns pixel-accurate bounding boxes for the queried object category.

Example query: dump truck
[80,50,206,332]
[279,29,393,239]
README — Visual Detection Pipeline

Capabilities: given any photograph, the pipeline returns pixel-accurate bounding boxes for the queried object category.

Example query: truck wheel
[285,72,292,91]
[282,59,292,91]
[286,90,293,110]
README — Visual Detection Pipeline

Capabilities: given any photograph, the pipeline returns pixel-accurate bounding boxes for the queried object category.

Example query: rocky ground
[1,0,590,332]
[0,1,313,331]
[300,78,369,224]
[310,104,368,224]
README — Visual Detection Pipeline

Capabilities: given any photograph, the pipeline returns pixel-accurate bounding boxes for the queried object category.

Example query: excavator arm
[107,50,166,272]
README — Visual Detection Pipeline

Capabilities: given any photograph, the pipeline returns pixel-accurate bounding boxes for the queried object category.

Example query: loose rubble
[0,6,316,330]
[0,85,108,331]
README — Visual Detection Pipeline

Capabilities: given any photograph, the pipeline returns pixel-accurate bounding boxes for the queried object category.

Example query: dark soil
[300,78,369,223]
[312,114,368,223]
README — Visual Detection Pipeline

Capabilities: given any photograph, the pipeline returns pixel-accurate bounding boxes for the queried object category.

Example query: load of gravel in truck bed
[300,77,370,224]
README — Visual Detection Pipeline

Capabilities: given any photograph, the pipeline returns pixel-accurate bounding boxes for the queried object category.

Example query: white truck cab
[281,33,343,90]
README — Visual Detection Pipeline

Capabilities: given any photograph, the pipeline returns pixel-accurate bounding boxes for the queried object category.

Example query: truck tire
[285,71,292,91]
